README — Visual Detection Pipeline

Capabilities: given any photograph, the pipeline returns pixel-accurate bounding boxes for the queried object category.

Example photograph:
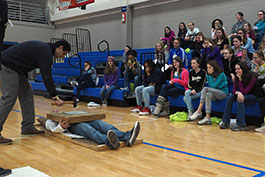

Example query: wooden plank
[36,124,143,151]
[47,111,106,123]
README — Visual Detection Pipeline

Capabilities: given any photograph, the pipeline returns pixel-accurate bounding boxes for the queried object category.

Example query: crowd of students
[73,10,265,132]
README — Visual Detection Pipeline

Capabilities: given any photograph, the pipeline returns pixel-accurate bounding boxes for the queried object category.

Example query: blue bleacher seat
[36,75,70,84]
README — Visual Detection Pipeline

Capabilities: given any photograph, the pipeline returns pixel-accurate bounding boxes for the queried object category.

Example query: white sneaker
[255,125,265,133]
[197,117,212,125]
[120,87,129,90]
[189,111,202,121]
[187,110,194,121]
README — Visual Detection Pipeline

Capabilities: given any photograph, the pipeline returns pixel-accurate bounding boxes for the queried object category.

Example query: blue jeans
[100,85,117,100]
[68,120,131,145]
[183,89,201,111]
[222,94,257,126]
[159,84,185,101]
[123,70,140,88]
[135,85,155,107]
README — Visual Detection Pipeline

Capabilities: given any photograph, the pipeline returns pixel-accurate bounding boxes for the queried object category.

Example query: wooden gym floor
[0,95,265,177]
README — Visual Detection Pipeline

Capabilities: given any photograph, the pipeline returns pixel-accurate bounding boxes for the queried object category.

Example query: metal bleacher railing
[7,0,50,24]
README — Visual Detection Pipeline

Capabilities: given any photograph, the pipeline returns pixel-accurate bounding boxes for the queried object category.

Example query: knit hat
[107,56,115,61]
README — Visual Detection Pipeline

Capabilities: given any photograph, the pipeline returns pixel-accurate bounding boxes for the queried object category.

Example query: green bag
[169,112,188,122]
[211,117,222,124]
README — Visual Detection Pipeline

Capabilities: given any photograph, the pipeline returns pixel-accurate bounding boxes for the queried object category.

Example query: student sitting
[252,50,265,92]
[131,60,165,115]
[169,38,187,68]
[254,10,265,47]
[222,48,240,84]
[220,62,259,131]
[160,26,176,51]
[120,45,132,78]
[189,60,228,124]
[72,61,96,103]
[243,22,256,47]
[237,28,255,58]
[100,56,119,106]
[211,19,227,39]
[120,50,140,91]
[177,22,188,49]
[38,116,140,150]
[183,57,206,119]
[231,35,251,67]
[185,22,200,42]
[154,42,169,70]
[154,57,189,117]
[213,28,230,54]
[201,38,223,70]
[190,32,204,58]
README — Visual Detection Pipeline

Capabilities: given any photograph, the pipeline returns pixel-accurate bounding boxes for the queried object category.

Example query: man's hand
[52,96,64,106]
[59,120,70,129]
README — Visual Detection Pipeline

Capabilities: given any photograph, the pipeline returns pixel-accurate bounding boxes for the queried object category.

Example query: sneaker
[197,117,212,125]
[21,127,45,135]
[230,124,246,131]
[219,121,229,129]
[102,99,108,106]
[187,110,194,121]
[0,168,12,176]
[130,105,143,113]
[107,130,120,150]
[120,87,129,90]
[70,81,78,87]
[128,121,140,147]
[255,125,265,133]
[0,136,12,145]
[139,107,151,115]
[73,97,79,108]
[189,111,203,121]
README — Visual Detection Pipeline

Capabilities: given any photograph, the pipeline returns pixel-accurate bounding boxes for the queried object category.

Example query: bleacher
[30,48,264,126]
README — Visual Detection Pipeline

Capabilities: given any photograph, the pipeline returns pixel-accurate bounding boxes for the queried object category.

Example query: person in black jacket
[0,40,71,145]
[131,60,165,115]
[183,57,206,119]
[0,0,8,70]
[222,48,240,84]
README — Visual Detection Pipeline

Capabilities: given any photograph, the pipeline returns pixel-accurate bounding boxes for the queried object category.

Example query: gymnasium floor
[1,95,265,177]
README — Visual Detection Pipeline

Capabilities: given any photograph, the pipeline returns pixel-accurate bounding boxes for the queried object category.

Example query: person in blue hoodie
[169,38,187,68]
[189,60,228,125]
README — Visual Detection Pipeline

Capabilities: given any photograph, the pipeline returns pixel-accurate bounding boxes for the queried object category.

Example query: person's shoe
[37,117,48,127]
[102,99,108,106]
[189,111,203,121]
[0,136,12,145]
[120,87,129,90]
[130,105,143,113]
[255,125,265,133]
[158,101,170,117]
[139,107,151,115]
[230,124,246,131]
[73,97,79,108]
[107,130,120,150]
[219,121,229,129]
[187,110,194,121]
[21,127,45,135]
[0,167,12,176]
[128,121,140,147]
[197,117,212,125]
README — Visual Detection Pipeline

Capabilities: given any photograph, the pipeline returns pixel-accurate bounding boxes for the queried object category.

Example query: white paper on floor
[9,166,50,177]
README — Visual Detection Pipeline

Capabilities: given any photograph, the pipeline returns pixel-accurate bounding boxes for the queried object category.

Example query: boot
[158,101,170,117]
[154,96,166,116]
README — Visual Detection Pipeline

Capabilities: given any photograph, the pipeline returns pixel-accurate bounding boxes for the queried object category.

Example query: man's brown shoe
[0,136,12,145]
[21,127,45,135]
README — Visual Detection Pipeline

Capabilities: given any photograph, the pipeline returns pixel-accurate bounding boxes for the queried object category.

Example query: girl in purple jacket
[100,56,119,105]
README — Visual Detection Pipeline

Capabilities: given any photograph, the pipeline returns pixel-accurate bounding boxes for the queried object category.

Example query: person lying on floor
[38,117,140,150]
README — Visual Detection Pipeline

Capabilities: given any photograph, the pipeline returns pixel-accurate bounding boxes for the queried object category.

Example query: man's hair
[237,12,244,17]
[258,10,265,15]
[54,40,71,52]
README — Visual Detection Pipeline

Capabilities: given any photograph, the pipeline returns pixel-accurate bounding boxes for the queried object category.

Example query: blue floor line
[11,109,265,176]
[143,142,265,176]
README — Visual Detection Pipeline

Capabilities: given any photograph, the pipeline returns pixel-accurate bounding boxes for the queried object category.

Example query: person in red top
[154,57,189,116]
